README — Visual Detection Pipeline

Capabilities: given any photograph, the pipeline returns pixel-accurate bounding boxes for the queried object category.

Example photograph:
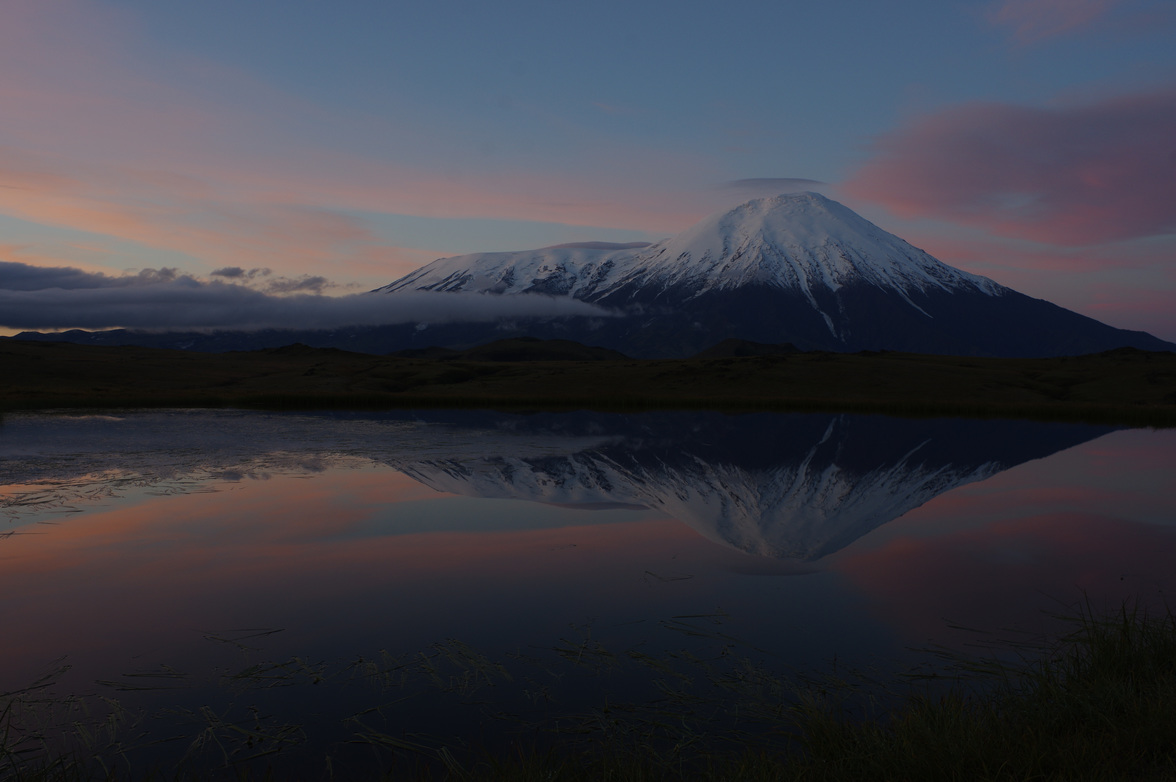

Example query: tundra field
[2,339,1174,426]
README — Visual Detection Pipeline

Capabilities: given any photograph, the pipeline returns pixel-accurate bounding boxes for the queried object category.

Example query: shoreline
[3,340,1175,426]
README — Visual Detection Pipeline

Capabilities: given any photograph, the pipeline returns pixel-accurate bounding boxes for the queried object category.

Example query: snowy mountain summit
[597,192,1003,300]
[377,193,1002,304]
[376,193,1174,357]
[586,193,1008,332]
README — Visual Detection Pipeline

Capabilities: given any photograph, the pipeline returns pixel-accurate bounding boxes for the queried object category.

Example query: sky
[0,0,1174,339]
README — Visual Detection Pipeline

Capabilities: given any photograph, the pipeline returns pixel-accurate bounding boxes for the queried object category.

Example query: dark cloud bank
[0,261,614,331]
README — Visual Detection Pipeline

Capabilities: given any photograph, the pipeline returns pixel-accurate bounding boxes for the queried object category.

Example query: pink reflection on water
[3,425,1174,699]
[837,512,1176,644]
[0,467,711,692]
[834,428,1176,645]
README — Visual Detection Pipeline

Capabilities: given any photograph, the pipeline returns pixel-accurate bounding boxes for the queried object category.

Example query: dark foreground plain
[2,339,1175,425]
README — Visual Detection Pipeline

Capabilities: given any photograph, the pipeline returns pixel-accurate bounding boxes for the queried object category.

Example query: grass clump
[762,601,1176,781]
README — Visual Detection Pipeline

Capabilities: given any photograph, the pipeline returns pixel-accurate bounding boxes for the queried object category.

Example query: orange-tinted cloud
[0,148,411,280]
[845,86,1176,247]
[0,1,708,291]
[0,145,698,292]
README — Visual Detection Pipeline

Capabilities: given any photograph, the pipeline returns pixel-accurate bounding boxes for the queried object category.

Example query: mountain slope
[373,242,650,299]
[376,193,1175,358]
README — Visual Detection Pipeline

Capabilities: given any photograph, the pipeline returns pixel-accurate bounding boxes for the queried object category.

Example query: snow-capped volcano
[592,192,1004,301]
[375,193,1004,305]
[372,192,1173,357]
[34,194,1166,358]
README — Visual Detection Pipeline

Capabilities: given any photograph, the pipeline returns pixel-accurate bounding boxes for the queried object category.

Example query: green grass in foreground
[3,602,1175,781]
[778,601,1176,782]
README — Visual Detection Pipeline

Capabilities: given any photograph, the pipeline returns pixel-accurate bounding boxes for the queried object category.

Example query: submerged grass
[438,601,1176,781]
[771,600,1176,782]
[3,601,1175,781]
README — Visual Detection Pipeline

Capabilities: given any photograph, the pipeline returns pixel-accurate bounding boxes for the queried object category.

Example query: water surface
[2,410,1173,774]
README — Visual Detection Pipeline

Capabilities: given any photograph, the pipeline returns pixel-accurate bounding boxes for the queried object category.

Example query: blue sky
[1,0,1174,338]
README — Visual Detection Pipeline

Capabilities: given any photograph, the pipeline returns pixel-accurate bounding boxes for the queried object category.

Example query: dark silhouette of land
[2,337,1174,425]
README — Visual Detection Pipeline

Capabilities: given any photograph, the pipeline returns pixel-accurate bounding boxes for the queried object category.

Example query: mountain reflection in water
[4,409,1172,779]
[387,412,1118,560]
[2,410,1114,560]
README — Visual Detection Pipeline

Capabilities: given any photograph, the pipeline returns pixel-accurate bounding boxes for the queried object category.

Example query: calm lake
[2,409,1174,777]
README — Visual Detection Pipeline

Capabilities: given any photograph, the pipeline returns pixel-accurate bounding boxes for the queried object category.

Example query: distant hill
[390,337,629,362]
[2,339,1174,426]
[692,339,801,359]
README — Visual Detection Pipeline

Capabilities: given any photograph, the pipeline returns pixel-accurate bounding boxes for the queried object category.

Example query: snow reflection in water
[1,409,1173,775]
[0,409,1117,558]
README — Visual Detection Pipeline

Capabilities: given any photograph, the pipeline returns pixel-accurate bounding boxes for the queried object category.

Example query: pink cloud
[845,87,1176,246]
[0,0,719,297]
[0,146,480,284]
[0,241,115,275]
[0,148,690,283]
[913,235,1125,275]
[988,0,1122,43]
[0,468,693,689]
[0,153,361,272]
